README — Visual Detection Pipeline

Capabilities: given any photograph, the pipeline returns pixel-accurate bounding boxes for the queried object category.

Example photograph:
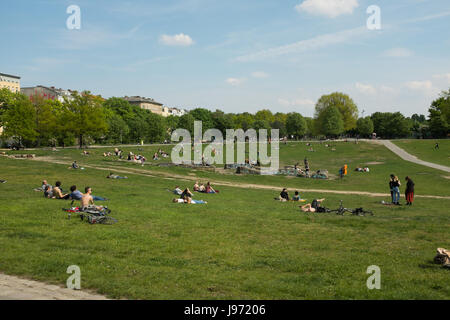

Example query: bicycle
[62,201,117,225]
[329,200,374,216]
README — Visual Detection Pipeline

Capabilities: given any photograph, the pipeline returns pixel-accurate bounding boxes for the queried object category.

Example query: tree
[371,112,412,138]
[255,109,274,123]
[145,112,165,143]
[190,108,214,132]
[177,113,196,135]
[356,117,374,137]
[314,92,358,131]
[2,94,37,146]
[316,105,344,137]
[30,94,58,147]
[212,109,235,135]
[64,91,108,148]
[428,89,449,138]
[106,112,129,144]
[286,112,307,139]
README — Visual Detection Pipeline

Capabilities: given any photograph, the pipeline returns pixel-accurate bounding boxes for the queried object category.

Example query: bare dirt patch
[366,162,385,165]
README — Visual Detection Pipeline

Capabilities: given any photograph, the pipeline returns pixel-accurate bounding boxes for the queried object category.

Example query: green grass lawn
[393,139,450,167]
[0,142,449,299]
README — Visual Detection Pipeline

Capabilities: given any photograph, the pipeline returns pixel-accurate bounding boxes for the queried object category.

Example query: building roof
[0,72,21,79]
[123,96,163,106]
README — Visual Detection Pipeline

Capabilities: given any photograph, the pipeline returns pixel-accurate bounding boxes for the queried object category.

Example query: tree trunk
[79,134,83,149]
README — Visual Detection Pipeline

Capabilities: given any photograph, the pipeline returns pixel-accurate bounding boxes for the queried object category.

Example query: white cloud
[251,71,269,79]
[295,0,359,18]
[355,82,376,95]
[383,47,414,58]
[235,26,367,62]
[433,73,450,84]
[278,98,315,107]
[159,33,194,46]
[226,78,246,86]
[404,80,438,96]
[380,85,396,94]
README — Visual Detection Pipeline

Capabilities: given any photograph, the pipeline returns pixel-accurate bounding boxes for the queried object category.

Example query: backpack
[311,199,319,209]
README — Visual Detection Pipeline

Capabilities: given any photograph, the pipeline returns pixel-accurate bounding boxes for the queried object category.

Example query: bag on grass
[434,248,450,268]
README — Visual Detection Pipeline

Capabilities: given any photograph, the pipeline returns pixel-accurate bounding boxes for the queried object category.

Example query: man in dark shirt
[280,188,290,201]
[405,176,415,205]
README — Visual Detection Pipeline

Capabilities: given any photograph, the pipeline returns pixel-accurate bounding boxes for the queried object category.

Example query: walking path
[376,140,450,173]
[0,273,108,300]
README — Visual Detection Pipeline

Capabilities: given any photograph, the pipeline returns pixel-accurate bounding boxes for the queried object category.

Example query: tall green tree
[428,89,449,138]
[64,91,108,148]
[356,117,374,137]
[314,92,358,131]
[2,94,37,146]
[286,112,307,139]
[316,105,344,137]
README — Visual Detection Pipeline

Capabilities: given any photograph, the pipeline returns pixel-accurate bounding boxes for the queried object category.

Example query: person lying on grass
[81,187,105,211]
[173,186,183,195]
[0,179,6,183]
[107,172,128,179]
[180,188,194,199]
[300,199,326,212]
[172,197,207,204]
[69,185,108,201]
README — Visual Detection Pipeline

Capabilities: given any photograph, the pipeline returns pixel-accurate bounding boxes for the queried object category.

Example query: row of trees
[0,88,448,148]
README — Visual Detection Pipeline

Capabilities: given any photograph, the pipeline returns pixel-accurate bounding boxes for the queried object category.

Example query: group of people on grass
[389,175,415,206]
[36,180,108,203]
[172,186,208,204]
[276,188,305,202]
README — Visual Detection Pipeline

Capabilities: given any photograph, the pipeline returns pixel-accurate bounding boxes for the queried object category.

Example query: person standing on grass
[435,142,439,150]
[405,177,415,206]
[392,176,401,205]
[389,174,396,203]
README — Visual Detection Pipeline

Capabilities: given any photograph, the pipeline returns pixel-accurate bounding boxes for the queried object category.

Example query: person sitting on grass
[107,172,128,179]
[300,199,325,212]
[278,188,290,202]
[34,180,51,192]
[193,181,200,192]
[292,191,302,202]
[205,182,218,194]
[53,181,70,199]
[72,161,79,169]
[81,187,104,211]
[70,185,108,201]
[44,185,53,198]
[198,183,206,192]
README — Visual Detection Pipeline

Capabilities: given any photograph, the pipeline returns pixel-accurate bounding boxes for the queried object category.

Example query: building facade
[21,85,73,102]
[0,72,21,135]
[0,73,20,93]
[123,96,168,116]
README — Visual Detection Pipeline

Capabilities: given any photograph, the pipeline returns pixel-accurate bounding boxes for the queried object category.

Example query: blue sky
[1,0,450,117]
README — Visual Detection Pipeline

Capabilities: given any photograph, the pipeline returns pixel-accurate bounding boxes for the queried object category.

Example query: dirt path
[0,273,108,300]
[31,157,450,200]
[374,140,450,173]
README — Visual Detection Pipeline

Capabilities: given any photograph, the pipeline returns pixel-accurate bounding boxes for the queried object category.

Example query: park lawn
[4,141,450,197]
[393,139,450,167]
[0,157,449,299]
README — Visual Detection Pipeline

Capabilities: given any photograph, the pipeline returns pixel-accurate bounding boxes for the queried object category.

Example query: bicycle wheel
[98,216,118,225]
